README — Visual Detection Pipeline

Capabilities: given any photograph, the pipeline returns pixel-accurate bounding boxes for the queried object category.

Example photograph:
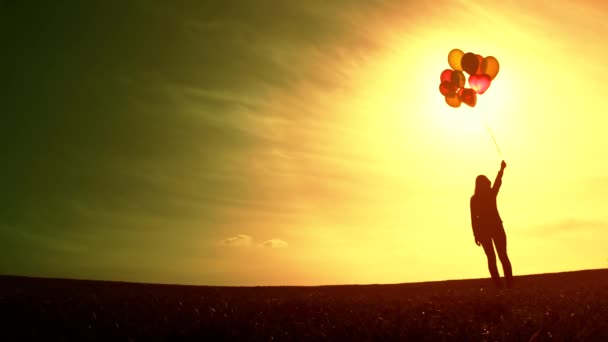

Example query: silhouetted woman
[470,160,513,289]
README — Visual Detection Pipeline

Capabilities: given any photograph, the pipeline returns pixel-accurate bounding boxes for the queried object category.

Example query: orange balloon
[450,70,465,89]
[447,49,464,71]
[445,92,461,108]
[481,56,500,80]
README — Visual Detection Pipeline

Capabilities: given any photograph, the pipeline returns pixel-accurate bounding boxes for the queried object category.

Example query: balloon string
[484,123,503,159]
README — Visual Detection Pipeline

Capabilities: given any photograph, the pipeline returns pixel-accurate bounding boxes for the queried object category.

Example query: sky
[3,0,608,286]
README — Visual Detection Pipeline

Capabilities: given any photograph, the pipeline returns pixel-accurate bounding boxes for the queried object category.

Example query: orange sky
[205,0,608,285]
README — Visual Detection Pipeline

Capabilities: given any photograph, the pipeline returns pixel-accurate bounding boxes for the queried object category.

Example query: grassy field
[2,269,608,341]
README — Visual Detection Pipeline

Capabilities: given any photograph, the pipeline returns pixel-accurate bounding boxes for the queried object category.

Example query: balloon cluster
[439,49,500,108]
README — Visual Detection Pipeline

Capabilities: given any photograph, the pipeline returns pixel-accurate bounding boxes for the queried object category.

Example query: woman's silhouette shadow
[470,160,513,289]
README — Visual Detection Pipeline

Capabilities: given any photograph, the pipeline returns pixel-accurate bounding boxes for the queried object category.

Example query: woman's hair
[474,175,491,195]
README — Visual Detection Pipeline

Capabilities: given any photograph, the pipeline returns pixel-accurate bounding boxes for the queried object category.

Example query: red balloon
[440,69,453,83]
[468,74,492,94]
[461,53,479,75]
[439,81,456,96]
[475,55,484,75]
[459,88,477,107]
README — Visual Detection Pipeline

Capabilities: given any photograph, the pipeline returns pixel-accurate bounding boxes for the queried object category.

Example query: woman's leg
[493,226,513,288]
[480,238,502,288]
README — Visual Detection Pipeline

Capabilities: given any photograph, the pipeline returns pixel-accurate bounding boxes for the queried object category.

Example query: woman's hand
[475,238,481,246]
[501,160,507,170]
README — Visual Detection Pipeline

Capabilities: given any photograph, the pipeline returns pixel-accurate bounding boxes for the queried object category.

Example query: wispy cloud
[258,239,289,248]
[221,235,288,248]
[222,234,253,247]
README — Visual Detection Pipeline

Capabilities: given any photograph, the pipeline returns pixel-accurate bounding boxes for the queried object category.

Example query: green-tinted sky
[3,0,381,284]
[3,1,608,285]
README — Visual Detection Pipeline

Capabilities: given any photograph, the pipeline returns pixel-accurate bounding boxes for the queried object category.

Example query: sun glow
[203,0,608,285]
[368,30,518,165]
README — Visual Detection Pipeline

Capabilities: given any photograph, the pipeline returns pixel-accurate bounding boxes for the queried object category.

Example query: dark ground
[1,269,608,341]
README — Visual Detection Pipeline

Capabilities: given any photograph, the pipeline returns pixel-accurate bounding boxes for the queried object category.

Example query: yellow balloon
[448,49,464,71]
[481,56,500,80]
[445,92,461,108]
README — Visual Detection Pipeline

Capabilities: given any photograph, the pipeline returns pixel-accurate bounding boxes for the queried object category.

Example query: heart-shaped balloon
[468,74,492,95]
[481,56,500,80]
[440,69,453,83]
[439,81,456,96]
[450,70,465,89]
[445,91,461,108]
[475,55,484,75]
[459,88,477,107]
[461,52,479,75]
[447,49,464,71]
